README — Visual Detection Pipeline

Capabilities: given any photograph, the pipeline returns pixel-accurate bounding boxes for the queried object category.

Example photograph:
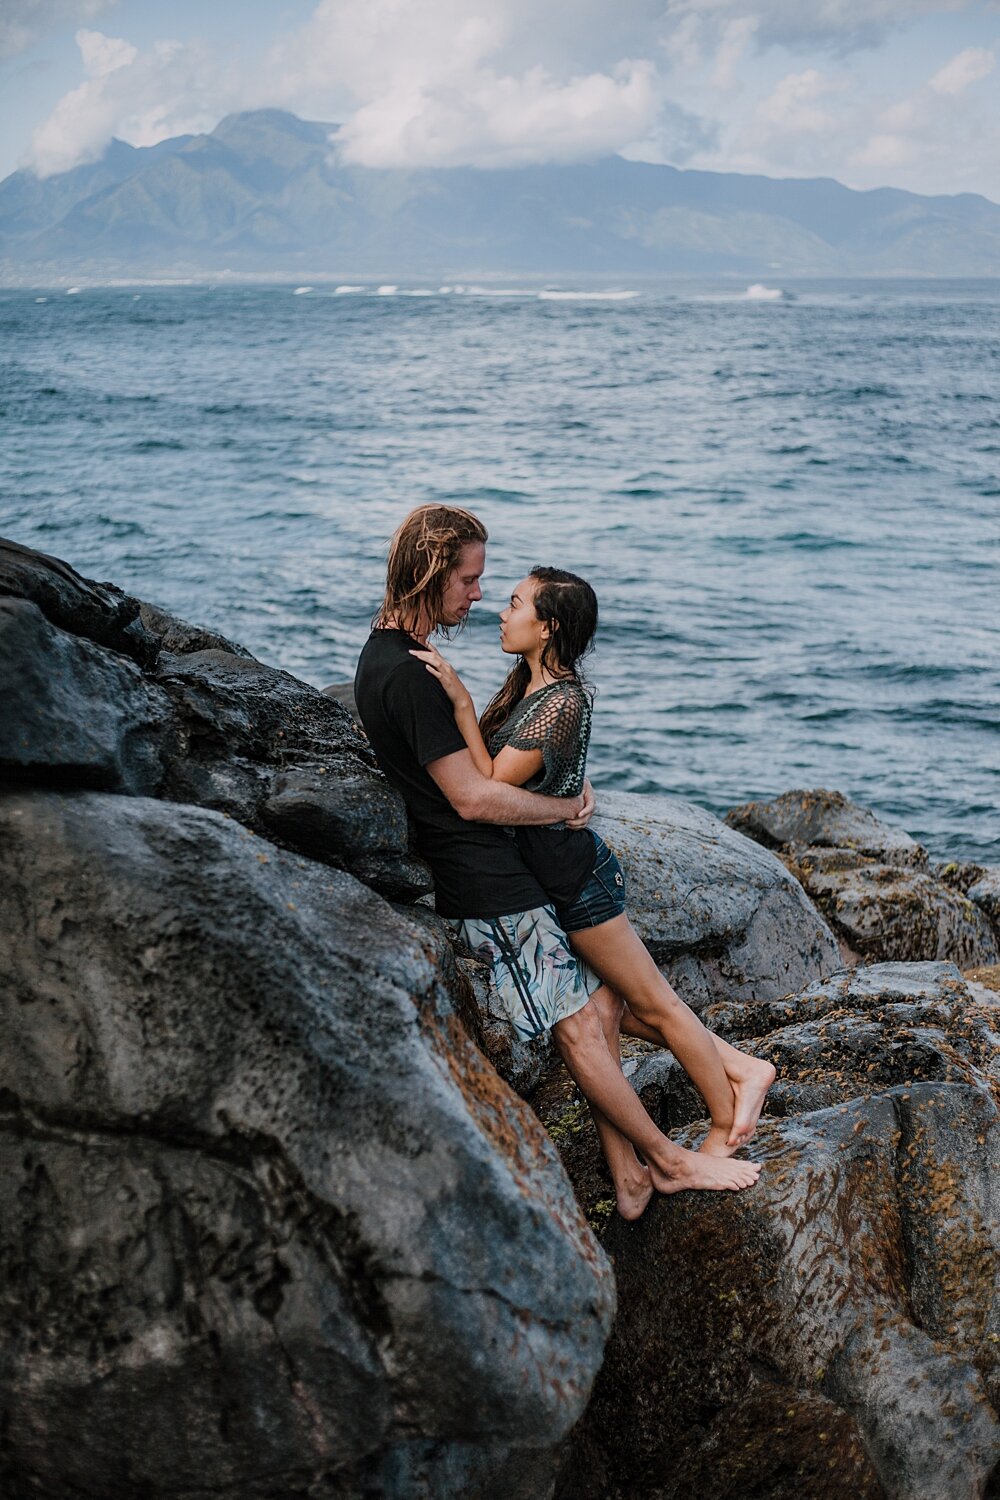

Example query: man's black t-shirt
[354,629,548,918]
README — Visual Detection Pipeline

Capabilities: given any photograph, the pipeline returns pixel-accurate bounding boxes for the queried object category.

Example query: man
[355,504,759,1208]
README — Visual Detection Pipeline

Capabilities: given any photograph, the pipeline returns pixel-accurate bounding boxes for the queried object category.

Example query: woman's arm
[410,645,543,786]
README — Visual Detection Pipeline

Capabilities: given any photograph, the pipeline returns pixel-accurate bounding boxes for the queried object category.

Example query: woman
[411,566,775,1165]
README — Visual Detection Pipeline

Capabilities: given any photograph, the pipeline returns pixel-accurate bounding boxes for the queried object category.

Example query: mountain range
[2,108,1000,280]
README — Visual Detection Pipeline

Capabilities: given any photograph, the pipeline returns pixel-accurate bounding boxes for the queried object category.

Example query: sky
[2,0,999,199]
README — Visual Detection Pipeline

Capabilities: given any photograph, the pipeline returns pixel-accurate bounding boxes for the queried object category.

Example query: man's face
[438,541,485,627]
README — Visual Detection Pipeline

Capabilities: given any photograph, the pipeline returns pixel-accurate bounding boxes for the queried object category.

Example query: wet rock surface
[0,595,169,794]
[137,597,257,659]
[0,540,428,901]
[970,871,1000,931]
[727,789,1000,968]
[0,536,158,667]
[786,848,1000,968]
[726,787,927,866]
[551,962,1000,1500]
[0,790,613,1500]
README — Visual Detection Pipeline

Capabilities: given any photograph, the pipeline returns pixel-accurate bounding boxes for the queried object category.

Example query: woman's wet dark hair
[479,566,598,743]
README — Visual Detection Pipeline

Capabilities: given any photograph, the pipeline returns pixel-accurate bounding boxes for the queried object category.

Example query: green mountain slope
[3,108,1000,277]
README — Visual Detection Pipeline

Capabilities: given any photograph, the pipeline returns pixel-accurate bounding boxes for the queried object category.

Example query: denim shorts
[556,833,627,933]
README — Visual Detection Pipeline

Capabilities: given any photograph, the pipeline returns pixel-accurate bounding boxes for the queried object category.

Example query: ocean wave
[462,286,537,297]
[4,281,998,861]
[774,531,863,550]
[537,290,639,301]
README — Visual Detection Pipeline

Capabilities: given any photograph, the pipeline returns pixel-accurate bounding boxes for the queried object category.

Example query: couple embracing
[355,504,773,1217]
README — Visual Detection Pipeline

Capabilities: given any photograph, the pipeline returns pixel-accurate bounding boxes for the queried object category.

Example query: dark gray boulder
[137,597,257,659]
[151,647,367,767]
[0,534,158,667]
[0,541,430,904]
[727,790,1000,968]
[153,649,430,901]
[969,869,1000,933]
[0,595,169,793]
[263,759,407,853]
[553,962,1000,1500]
[726,787,927,866]
[559,1083,1000,1500]
[790,848,1000,967]
[0,789,614,1500]
[323,679,362,723]
[590,790,842,1008]
[707,960,1000,1116]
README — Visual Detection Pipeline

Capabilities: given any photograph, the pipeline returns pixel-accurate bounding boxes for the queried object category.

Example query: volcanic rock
[0,541,427,902]
[0,595,169,793]
[553,962,1000,1500]
[726,788,927,866]
[137,598,256,659]
[727,790,999,968]
[0,789,613,1500]
[969,870,1000,933]
[0,534,158,667]
[590,790,842,1009]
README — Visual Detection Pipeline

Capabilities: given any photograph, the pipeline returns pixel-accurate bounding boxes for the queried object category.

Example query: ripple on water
[3,281,999,859]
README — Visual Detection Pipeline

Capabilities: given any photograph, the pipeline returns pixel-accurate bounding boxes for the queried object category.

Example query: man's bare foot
[648,1146,760,1195]
[616,1166,654,1221]
[726,1056,777,1147]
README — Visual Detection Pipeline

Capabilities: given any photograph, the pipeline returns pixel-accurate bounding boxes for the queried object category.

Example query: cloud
[0,0,116,59]
[846,45,997,186]
[929,45,995,94]
[21,0,702,177]
[662,0,973,55]
[266,0,667,168]
[852,131,917,167]
[75,26,134,76]
[27,28,231,176]
[618,99,719,165]
[711,17,758,91]
[16,0,1000,200]
[333,60,661,168]
[756,69,841,133]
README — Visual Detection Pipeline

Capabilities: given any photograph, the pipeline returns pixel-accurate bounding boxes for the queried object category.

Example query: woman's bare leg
[584,985,653,1221]
[569,916,774,1152]
[713,1036,777,1146]
[620,1006,776,1147]
[552,998,760,1194]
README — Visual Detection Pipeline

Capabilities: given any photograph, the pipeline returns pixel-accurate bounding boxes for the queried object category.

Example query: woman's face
[499,576,548,657]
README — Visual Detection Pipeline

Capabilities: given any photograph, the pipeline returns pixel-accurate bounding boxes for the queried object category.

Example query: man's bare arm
[427,749,587,825]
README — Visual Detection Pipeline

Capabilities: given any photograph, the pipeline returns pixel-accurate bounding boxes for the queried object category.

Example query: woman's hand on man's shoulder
[409,644,474,713]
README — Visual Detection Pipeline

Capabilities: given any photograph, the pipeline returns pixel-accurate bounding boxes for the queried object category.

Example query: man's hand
[564,778,595,830]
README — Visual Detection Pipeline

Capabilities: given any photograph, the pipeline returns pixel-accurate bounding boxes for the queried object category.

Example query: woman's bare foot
[615,1165,654,1221]
[725,1056,777,1147]
[648,1147,760,1195]
[700,1122,740,1158]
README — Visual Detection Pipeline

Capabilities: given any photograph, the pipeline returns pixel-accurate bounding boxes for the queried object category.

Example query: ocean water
[2,279,998,861]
